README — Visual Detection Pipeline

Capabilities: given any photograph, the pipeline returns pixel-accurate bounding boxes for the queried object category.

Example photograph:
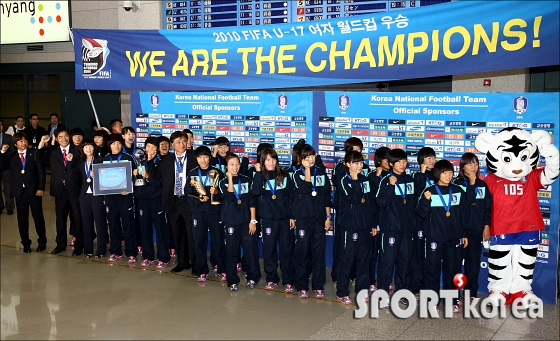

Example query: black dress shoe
[7,210,14,215]
[23,245,31,253]
[51,247,66,254]
[36,244,46,252]
[72,249,83,256]
[171,265,185,273]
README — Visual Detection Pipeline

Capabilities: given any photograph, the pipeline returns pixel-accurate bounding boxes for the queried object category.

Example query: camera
[123,1,139,11]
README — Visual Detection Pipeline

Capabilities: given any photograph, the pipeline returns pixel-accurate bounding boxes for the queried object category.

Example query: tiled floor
[1,185,559,340]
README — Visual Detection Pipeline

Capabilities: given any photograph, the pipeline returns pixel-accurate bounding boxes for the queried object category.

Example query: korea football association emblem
[228,227,234,235]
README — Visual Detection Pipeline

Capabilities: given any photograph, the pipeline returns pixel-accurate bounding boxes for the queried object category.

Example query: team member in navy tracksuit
[335,151,378,305]
[292,144,332,299]
[409,147,436,298]
[453,153,492,302]
[331,137,371,286]
[375,148,424,306]
[103,134,138,264]
[211,136,249,174]
[219,153,260,291]
[185,146,226,282]
[417,160,470,313]
[252,147,294,292]
[367,146,391,293]
[67,139,107,258]
[134,137,171,270]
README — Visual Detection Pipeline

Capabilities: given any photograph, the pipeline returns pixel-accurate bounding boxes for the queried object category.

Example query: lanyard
[232,176,242,203]
[435,184,453,217]
[426,177,433,186]
[109,151,123,163]
[390,171,407,202]
[301,166,318,193]
[265,173,277,197]
[347,172,366,203]
[197,167,209,187]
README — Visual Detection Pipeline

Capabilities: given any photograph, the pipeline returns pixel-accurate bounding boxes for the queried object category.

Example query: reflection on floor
[1,192,558,340]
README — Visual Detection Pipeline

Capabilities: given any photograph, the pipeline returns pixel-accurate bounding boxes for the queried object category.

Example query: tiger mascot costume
[475,127,559,305]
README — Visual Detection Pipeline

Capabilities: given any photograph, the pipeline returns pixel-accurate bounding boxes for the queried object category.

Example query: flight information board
[163,0,450,29]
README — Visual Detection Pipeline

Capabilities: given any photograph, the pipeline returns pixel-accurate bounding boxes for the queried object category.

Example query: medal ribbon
[435,184,453,215]
[390,171,407,202]
[20,152,26,171]
[85,158,93,182]
[109,151,123,163]
[464,178,479,199]
[197,167,209,187]
[300,165,318,193]
[347,172,365,202]
[265,173,277,196]
[232,176,242,202]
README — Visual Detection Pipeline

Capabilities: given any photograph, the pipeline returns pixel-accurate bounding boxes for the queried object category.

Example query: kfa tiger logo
[82,38,110,78]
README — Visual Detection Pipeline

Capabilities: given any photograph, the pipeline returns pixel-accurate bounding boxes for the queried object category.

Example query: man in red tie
[0,132,47,253]
[36,128,83,256]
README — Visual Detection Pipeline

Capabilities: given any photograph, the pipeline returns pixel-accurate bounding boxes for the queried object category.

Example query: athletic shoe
[107,254,123,262]
[247,280,256,289]
[284,284,294,293]
[156,261,169,270]
[380,299,391,308]
[337,296,353,305]
[137,246,142,255]
[213,265,218,272]
[369,284,377,293]
[236,263,241,272]
[197,274,208,282]
[128,256,136,264]
[265,282,278,290]
[298,290,308,299]
[333,281,337,288]
[141,259,155,267]
[219,273,227,281]
[314,290,325,299]
[399,298,409,306]
[389,284,395,292]
[414,293,420,300]
[229,284,238,292]
[452,304,461,313]
[170,249,176,258]
[69,237,76,248]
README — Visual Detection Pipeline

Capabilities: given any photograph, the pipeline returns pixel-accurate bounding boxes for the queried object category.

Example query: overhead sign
[1,1,70,44]
[73,1,559,90]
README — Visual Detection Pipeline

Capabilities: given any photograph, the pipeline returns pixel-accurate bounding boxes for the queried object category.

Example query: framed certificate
[92,161,134,196]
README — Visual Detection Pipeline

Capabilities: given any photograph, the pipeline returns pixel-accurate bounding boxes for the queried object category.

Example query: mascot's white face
[475,127,547,181]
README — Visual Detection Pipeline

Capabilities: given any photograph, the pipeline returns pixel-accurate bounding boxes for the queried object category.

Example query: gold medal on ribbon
[271,194,276,200]
[21,170,25,174]
[402,199,406,204]
[361,198,366,204]
[471,202,476,206]
[237,199,242,204]
[446,211,451,217]
[87,178,91,183]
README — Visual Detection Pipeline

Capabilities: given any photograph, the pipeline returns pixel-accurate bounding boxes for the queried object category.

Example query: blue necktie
[175,157,184,196]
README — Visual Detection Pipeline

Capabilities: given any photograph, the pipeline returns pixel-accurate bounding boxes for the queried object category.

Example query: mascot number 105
[475,127,559,306]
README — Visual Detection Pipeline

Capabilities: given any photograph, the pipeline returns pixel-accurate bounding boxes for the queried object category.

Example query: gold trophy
[208,169,222,205]
[188,177,207,200]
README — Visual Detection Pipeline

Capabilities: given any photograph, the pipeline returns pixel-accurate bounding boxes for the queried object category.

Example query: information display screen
[163,0,450,29]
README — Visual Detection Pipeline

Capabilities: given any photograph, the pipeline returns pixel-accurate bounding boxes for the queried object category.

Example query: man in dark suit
[23,114,47,150]
[46,113,63,138]
[159,131,197,273]
[0,119,15,215]
[0,132,47,253]
[36,129,84,256]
